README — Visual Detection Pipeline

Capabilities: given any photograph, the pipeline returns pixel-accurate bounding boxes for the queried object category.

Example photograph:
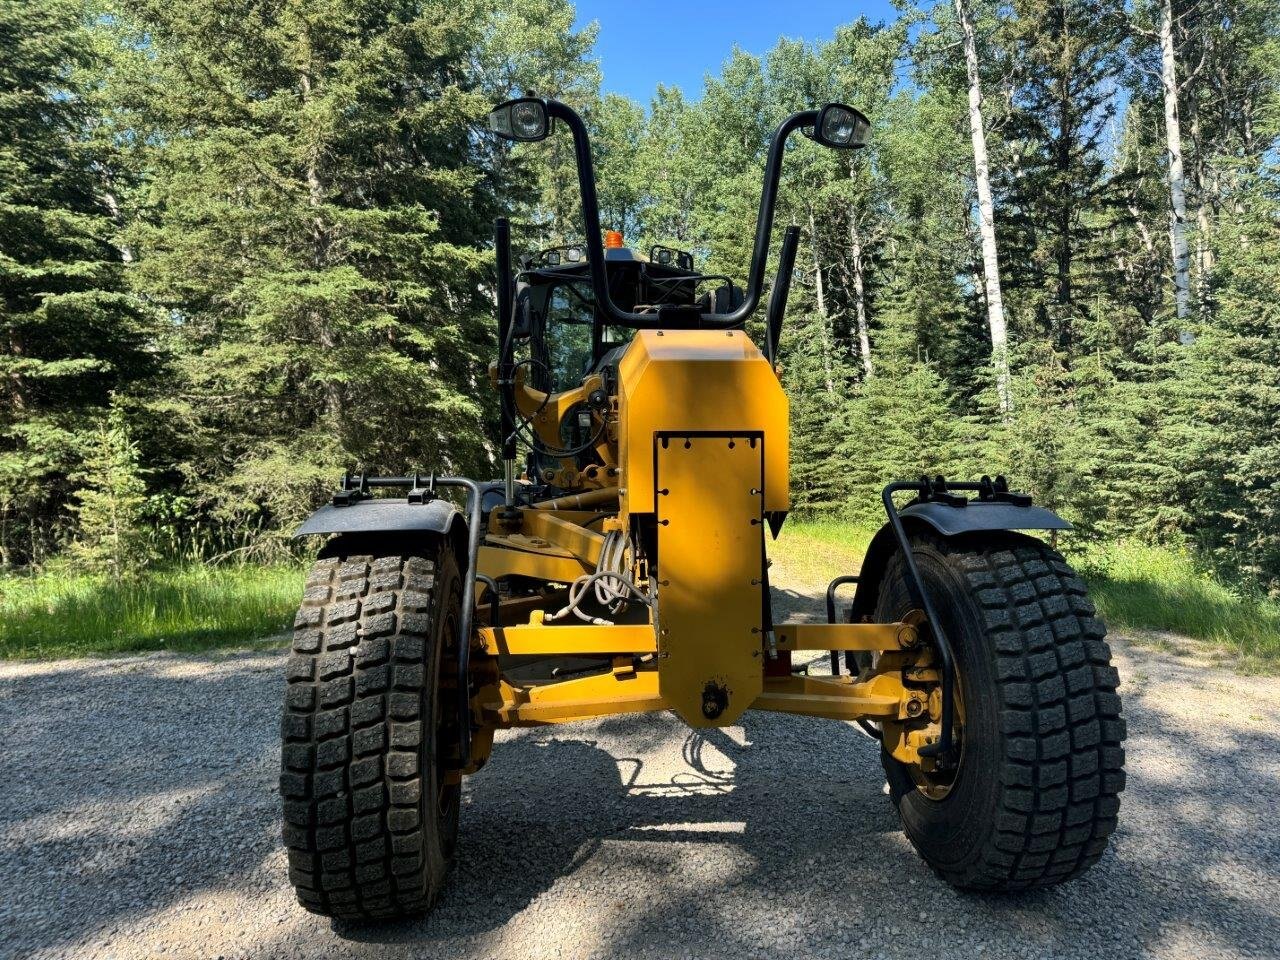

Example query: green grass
[770,518,873,588]
[5,526,1278,669]
[1072,541,1280,668]
[0,564,305,660]
[778,520,1280,669]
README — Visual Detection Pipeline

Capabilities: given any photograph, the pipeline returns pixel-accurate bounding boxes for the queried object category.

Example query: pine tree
[1156,165,1280,588]
[779,311,850,514]
[842,357,966,526]
[68,405,153,578]
[0,0,155,567]
[996,0,1134,360]
[118,0,510,528]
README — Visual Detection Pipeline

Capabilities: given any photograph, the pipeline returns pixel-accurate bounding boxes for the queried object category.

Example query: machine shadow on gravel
[3,649,1276,959]
[329,705,899,946]
[325,651,1280,958]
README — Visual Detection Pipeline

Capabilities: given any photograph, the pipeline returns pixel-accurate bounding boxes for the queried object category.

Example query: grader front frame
[279,95,1126,923]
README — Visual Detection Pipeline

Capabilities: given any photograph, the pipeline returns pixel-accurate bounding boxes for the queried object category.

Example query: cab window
[544,282,594,391]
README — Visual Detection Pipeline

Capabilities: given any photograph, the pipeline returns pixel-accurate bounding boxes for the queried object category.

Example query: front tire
[280,536,463,920]
[875,531,1126,890]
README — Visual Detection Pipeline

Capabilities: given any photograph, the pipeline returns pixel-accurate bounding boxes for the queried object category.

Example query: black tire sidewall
[426,543,463,868]
[875,538,1006,877]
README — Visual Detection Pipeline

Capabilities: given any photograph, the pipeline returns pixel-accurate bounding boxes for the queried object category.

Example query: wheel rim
[908,659,965,801]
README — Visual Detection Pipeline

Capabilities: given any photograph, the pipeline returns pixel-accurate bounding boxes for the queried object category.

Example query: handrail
[546,98,818,330]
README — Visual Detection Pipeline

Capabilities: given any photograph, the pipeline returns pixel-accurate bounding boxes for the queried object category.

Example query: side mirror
[511,282,536,338]
[812,103,870,149]
[488,97,551,142]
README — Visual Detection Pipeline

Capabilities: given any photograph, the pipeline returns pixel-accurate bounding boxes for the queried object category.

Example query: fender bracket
[848,475,1071,764]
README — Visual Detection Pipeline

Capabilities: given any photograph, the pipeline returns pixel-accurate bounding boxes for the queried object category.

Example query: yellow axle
[473,671,901,727]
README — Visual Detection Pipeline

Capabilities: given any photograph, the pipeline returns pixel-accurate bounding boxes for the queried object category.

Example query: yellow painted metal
[529,487,619,510]
[477,670,667,726]
[478,624,656,656]
[483,531,578,557]
[877,647,962,790]
[656,434,764,727]
[520,368,615,477]
[521,509,606,566]
[751,674,901,720]
[466,326,947,764]
[477,544,589,584]
[772,621,918,652]
[470,666,911,729]
[617,330,788,518]
[446,722,495,782]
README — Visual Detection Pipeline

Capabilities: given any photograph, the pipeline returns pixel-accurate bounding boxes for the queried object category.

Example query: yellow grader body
[280,94,1125,924]
[470,328,927,766]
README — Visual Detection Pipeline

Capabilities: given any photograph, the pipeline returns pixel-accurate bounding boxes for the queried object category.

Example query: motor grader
[280,96,1126,922]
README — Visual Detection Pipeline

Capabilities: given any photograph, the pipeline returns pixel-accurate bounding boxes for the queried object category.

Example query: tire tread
[280,548,450,920]
[892,534,1126,891]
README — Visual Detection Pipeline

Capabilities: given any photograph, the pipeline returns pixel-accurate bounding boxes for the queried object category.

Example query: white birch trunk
[849,215,873,377]
[808,212,836,395]
[956,0,1011,412]
[1159,0,1191,320]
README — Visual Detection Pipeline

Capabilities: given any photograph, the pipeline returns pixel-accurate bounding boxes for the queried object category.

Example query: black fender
[294,497,475,572]
[848,501,1071,623]
[292,481,507,545]
[292,498,469,562]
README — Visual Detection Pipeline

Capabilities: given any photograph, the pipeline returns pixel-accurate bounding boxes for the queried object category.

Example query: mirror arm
[546,99,818,330]
[765,224,800,364]
[719,110,816,329]
[545,100,632,327]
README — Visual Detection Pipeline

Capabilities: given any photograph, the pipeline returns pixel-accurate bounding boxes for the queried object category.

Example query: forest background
[2,0,1279,658]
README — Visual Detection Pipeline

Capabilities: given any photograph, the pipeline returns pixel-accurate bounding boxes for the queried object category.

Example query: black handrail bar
[546,98,817,330]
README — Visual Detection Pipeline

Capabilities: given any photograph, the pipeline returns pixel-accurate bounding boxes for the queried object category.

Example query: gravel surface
[2,579,1278,960]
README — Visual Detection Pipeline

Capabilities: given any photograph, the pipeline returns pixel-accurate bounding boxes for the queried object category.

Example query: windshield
[541,280,633,390]
[543,282,593,391]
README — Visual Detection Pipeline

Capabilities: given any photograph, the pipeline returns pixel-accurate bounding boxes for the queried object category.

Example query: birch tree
[955,0,1012,410]
[1158,0,1192,319]
[847,210,875,377]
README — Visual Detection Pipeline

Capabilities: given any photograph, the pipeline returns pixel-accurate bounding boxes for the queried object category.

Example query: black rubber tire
[280,535,463,921]
[875,531,1126,890]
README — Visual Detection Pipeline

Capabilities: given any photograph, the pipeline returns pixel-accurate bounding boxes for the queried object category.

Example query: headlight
[813,103,870,149]
[487,97,550,143]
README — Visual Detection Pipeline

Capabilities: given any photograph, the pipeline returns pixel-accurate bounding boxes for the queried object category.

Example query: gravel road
[2,579,1278,960]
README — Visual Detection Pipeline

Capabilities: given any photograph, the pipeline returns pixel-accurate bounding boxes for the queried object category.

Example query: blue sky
[572,1,899,104]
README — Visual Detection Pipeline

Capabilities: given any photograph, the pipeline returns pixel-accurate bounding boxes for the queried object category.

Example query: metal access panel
[655,433,765,727]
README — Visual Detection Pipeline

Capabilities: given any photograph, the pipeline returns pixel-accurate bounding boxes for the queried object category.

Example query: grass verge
[778,520,1280,669]
[4,527,1277,669]
[0,564,304,660]
[770,518,873,589]
[1071,541,1280,669]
